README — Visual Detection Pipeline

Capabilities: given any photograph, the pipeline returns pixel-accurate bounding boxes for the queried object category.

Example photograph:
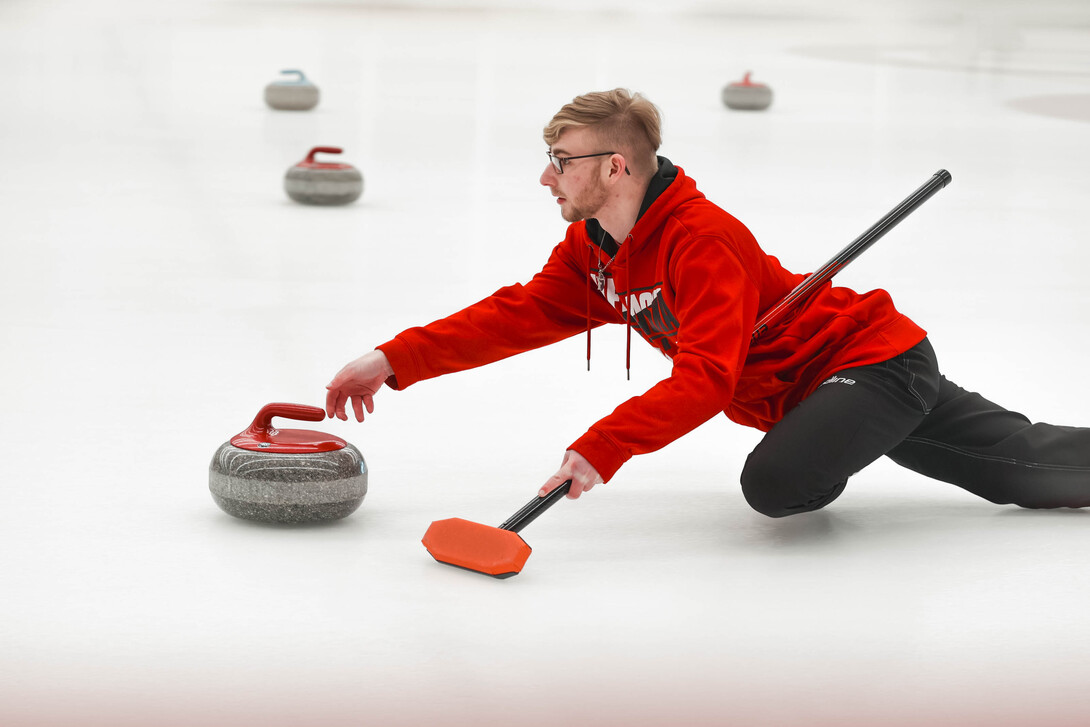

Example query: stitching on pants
[906,370,930,414]
[892,352,931,414]
[901,436,1090,472]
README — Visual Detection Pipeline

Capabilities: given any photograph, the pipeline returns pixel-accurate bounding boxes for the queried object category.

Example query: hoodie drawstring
[586,261,592,371]
[625,237,631,381]
[585,235,633,380]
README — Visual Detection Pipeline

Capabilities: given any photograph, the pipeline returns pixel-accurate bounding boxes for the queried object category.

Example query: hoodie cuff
[375,338,418,391]
[569,428,628,483]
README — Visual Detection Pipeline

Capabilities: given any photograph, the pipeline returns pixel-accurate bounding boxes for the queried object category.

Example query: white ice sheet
[2,1,1089,725]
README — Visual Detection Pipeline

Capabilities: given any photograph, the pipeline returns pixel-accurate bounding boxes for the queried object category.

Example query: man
[326,88,1090,516]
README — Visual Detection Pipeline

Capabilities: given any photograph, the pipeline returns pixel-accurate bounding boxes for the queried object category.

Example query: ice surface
[2,1,1089,725]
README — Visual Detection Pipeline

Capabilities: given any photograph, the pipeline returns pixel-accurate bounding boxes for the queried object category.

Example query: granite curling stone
[264,69,320,111]
[721,71,773,111]
[284,146,363,206]
[209,403,367,524]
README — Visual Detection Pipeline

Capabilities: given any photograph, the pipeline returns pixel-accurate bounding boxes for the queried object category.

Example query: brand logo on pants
[821,375,856,386]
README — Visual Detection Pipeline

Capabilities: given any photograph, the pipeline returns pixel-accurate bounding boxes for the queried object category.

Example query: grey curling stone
[721,71,773,111]
[284,146,363,206]
[264,69,320,111]
[209,403,367,524]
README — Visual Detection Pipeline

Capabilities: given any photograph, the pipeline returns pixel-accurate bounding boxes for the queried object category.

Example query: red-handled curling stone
[264,69,320,111]
[721,71,773,111]
[284,146,363,206]
[209,403,367,524]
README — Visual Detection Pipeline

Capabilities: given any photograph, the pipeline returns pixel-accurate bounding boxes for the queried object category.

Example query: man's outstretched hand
[325,350,394,422]
[540,449,603,499]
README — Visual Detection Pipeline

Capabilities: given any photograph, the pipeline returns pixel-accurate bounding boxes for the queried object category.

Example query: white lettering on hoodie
[595,274,662,317]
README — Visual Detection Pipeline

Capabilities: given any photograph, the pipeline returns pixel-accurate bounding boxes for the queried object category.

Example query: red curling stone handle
[231,403,346,453]
[247,403,326,435]
[305,146,344,164]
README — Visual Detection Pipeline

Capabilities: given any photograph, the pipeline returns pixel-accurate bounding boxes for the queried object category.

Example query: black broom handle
[503,170,952,531]
[751,169,952,343]
[501,480,571,532]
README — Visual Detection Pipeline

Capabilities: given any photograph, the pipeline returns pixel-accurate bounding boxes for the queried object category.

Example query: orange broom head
[421,518,532,579]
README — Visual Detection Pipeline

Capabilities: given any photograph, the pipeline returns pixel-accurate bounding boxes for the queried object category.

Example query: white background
[2,1,1089,725]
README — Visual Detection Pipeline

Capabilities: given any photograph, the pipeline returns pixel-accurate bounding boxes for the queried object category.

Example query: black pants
[740,337,1090,517]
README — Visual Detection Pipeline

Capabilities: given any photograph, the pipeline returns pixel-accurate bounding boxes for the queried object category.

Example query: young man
[325,88,1090,516]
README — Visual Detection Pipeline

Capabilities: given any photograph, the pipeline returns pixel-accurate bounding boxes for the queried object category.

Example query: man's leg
[887,378,1090,509]
[740,338,941,518]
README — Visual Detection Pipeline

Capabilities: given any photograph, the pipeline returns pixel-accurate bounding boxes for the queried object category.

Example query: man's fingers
[538,474,567,497]
[333,391,349,420]
[351,395,365,423]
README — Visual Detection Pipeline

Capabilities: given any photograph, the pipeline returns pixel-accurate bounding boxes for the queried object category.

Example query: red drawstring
[586,257,592,372]
[585,235,633,380]
[625,237,631,381]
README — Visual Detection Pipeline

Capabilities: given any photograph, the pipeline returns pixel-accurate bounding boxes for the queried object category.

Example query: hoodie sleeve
[568,234,760,481]
[377,235,616,389]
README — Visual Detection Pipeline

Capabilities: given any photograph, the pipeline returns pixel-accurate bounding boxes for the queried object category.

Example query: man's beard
[561,175,609,222]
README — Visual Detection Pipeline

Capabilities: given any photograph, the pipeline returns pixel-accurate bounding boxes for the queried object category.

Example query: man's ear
[607,153,628,180]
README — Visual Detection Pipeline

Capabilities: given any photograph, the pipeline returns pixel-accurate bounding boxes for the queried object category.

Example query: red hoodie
[377,160,926,481]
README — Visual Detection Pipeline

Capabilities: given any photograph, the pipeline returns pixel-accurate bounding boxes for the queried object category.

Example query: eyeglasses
[546,150,630,175]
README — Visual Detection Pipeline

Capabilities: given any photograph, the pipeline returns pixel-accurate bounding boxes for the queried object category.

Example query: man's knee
[740,456,847,518]
[740,457,800,518]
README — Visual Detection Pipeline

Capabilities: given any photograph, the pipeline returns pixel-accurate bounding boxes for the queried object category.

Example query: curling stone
[721,71,773,111]
[209,403,367,524]
[264,69,320,111]
[284,146,363,206]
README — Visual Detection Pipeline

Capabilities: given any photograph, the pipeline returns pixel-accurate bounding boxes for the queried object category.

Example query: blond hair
[543,89,661,178]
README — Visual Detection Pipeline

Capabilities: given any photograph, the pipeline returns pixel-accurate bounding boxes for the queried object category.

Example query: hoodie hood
[582,157,683,378]
[585,156,679,259]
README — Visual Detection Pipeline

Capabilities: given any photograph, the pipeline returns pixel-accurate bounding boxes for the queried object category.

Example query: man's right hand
[325,350,394,422]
